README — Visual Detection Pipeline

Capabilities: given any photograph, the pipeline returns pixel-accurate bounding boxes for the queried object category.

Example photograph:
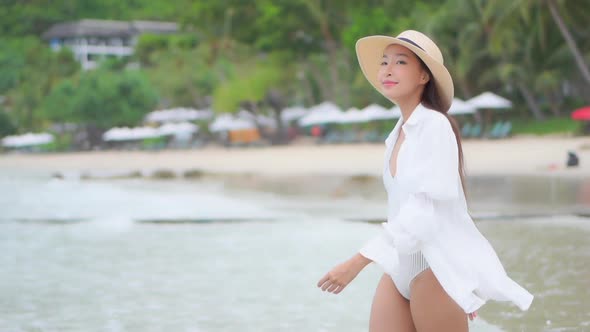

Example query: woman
[316,30,533,332]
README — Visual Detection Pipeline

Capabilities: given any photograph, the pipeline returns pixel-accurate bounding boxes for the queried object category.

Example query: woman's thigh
[409,269,467,332]
[369,273,416,332]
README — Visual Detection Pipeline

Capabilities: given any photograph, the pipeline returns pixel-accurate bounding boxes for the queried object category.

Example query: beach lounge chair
[320,131,341,144]
[498,121,512,138]
[470,123,482,138]
[461,123,472,138]
[364,130,380,143]
[487,121,512,139]
[340,131,357,143]
[487,121,502,139]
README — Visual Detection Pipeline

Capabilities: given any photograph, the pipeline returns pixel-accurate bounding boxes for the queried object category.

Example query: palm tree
[545,0,590,85]
[428,0,494,99]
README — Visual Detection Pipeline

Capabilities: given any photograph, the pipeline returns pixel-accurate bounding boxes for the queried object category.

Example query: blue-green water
[0,172,588,331]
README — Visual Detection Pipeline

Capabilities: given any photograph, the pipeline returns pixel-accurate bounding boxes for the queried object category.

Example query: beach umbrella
[237,109,255,120]
[131,127,161,140]
[390,105,403,118]
[1,132,54,148]
[307,101,340,113]
[102,127,129,141]
[158,122,199,136]
[448,98,477,115]
[208,114,233,132]
[209,114,256,132]
[158,122,199,142]
[225,118,258,130]
[466,92,511,130]
[466,92,512,109]
[363,103,401,120]
[281,106,308,123]
[256,115,277,128]
[298,109,343,126]
[236,110,277,128]
[102,126,162,141]
[298,102,343,126]
[145,108,213,123]
[571,106,590,121]
[338,108,369,124]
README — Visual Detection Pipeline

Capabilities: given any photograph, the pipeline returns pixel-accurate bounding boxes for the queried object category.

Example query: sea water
[0,172,588,331]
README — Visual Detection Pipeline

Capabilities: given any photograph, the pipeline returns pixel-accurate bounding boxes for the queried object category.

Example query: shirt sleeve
[359,232,400,276]
[384,117,460,254]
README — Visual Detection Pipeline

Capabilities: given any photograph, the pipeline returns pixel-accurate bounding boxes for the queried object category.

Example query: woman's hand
[317,253,371,294]
[468,311,478,321]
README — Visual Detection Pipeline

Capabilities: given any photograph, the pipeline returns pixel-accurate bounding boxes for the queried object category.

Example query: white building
[42,19,178,70]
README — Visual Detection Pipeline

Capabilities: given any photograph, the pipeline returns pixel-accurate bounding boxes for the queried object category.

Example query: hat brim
[356,35,454,112]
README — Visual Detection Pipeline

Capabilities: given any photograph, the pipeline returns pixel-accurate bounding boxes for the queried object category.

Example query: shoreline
[1,136,589,178]
[2,136,589,221]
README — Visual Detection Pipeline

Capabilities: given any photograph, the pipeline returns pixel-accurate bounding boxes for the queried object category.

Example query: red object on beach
[311,125,322,137]
[571,106,590,121]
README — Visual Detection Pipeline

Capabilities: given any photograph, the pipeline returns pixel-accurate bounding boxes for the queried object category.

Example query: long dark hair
[418,60,466,195]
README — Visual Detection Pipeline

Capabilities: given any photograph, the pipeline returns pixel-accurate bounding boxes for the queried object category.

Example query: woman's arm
[317,253,372,294]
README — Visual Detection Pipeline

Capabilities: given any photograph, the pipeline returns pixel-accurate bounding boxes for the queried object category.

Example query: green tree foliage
[143,44,232,108]
[0,110,17,137]
[212,60,286,113]
[43,68,158,129]
[0,0,184,37]
[1,37,79,130]
[1,0,589,138]
[135,33,200,67]
[0,40,27,94]
[135,34,172,66]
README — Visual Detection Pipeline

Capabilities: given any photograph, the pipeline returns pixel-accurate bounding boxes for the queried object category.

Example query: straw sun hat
[356,30,454,112]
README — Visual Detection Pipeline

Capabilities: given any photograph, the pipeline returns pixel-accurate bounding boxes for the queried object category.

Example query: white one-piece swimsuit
[384,146,429,299]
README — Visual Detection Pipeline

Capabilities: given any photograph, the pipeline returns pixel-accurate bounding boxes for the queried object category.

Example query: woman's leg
[369,274,416,332]
[409,269,468,332]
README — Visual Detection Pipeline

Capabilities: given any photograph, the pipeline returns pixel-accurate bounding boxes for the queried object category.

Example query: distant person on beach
[317,30,533,331]
[567,150,579,167]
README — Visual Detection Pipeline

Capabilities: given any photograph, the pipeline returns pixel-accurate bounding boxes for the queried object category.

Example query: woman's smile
[382,80,399,88]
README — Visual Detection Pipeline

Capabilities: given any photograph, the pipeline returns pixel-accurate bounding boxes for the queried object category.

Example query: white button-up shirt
[360,104,533,313]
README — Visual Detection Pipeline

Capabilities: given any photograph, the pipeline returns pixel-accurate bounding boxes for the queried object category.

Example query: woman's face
[377,44,429,102]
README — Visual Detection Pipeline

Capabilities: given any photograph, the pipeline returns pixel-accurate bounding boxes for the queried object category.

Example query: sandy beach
[1,136,589,178]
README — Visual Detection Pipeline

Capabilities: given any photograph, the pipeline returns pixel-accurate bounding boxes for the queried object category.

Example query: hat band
[398,37,425,51]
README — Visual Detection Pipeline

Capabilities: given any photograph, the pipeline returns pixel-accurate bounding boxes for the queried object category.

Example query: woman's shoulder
[420,108,453,135]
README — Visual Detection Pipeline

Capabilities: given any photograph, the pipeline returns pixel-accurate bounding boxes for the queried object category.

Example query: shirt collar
[384,103,431,146]
[401,103,429,129]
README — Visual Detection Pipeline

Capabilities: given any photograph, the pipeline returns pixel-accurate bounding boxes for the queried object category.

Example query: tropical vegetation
[0,0,588,141]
